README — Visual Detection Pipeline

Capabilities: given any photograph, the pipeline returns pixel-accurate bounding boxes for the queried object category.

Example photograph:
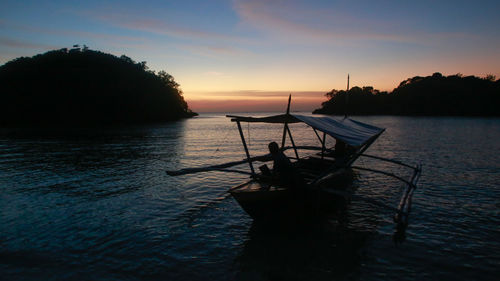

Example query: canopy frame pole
[346,130,385,167]
[311,131,384,186]
[286,125,299,159]
[281,125,288,148]
[321,132,326,160]
[236,121,255,175]
[312,128,323,145]
[281,94,292,148]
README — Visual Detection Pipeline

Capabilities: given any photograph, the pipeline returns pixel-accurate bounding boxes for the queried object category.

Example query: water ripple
[1,115,499,280]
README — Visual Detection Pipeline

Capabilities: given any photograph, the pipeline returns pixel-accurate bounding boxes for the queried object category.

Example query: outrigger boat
[167,96,421,228]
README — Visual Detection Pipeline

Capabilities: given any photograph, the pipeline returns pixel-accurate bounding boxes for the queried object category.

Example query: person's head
[268,141,280,154]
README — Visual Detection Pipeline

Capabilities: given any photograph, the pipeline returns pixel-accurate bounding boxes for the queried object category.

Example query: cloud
[177,44,250,57]
[186,97,324,112]
[0,37,58,50]
[232,0,465,45]
[184,90,327,112]
[0,19,151,50]
[233,0,395,42]
[69,30,147,43]
[204,71,225,76]
[188,90,325,98]
[80,11,254,57]
[84,11,239,43]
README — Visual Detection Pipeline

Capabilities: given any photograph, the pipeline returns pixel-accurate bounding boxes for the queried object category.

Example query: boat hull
[229,170,354,222]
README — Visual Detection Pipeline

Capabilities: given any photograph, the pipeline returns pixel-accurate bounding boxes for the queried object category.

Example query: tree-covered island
[0,47,197,126]
[313,73,500,116]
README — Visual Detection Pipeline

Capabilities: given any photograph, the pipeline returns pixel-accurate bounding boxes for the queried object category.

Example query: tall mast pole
[345,74,350,118]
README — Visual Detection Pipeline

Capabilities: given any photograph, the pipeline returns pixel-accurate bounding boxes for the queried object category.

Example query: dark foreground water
[1,114,499,280]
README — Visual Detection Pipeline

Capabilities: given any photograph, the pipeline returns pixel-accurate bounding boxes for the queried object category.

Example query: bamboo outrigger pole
[166,146,327,176]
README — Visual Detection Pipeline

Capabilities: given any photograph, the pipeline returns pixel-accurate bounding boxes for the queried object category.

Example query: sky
[1,0,499,112]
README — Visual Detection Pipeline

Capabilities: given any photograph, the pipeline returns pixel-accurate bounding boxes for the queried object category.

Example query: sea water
[1,114,499,280]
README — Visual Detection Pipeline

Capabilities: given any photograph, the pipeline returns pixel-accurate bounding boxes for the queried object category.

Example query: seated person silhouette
[334,139,347,157]
[330,139,355,167]
[266,141,303,189]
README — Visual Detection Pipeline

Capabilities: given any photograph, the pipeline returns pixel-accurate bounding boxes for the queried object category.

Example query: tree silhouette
[313,73,499,116]
[0,48,197,126]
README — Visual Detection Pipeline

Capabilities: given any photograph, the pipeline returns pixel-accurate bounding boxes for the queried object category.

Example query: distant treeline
[313,73,500,116]
[0,47,197,126]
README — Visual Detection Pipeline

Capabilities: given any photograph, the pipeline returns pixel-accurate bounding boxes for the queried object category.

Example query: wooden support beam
[237,121,255,175]
[281,94,292,148]
[313,128,322,144]
[321,132,326,160]
[286,125,299,159]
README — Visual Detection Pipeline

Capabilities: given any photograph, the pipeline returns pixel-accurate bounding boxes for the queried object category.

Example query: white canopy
[227,114,384,147]
[293,114,384,147]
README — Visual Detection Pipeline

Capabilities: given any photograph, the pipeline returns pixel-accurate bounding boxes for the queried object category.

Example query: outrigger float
[167,96,421,228]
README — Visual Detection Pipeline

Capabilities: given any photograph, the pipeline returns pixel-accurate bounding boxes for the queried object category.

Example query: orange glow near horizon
[183,91,327,112]
[181,65,500,112]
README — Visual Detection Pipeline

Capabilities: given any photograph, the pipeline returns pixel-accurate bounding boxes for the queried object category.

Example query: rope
[247,122,251,148]
[214,125,231,153]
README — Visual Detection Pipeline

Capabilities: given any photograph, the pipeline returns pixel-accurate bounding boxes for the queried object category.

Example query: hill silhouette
[313,73,500,116]
[0,47,197,126]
